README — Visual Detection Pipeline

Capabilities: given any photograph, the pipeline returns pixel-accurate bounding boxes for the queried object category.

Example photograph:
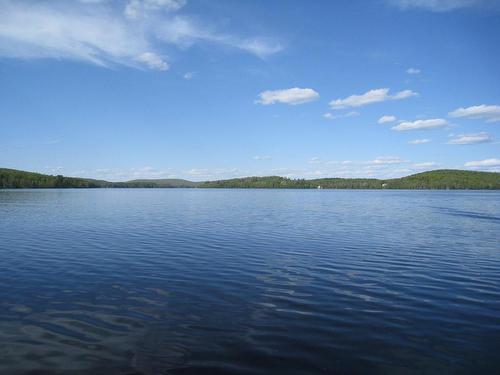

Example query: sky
[0,0,499,181]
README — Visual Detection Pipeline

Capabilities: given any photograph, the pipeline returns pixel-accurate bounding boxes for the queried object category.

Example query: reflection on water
[1,189,499,374]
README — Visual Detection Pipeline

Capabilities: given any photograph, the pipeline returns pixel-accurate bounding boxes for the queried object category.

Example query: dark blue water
[1,189,499,374]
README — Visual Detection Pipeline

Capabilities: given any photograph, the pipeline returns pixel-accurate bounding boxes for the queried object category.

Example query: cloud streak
[464,158,500,169]
[124,0,186,19]
[378,115,397,124]
[330,88,417,109]
[448,132,493,145]
[0,0,282,70]
[392,118,448,131]
[369,156,407,165]
[155,15,283,58]
[256,87,319,105]
[0,1,159,69]
[408,139,430,144]
[324,111,359,120]
[449,105,500,123]
[388,0,483,12]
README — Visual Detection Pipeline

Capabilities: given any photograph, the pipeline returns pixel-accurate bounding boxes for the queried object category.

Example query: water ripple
[0,189,499,374]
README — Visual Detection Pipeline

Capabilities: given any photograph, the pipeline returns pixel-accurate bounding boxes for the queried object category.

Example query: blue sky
[0,0,499,181]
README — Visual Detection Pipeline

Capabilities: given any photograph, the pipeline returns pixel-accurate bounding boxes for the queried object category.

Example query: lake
[0,189,499,374]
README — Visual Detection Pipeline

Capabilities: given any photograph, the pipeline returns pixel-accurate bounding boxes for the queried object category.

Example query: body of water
[0,189,499,374]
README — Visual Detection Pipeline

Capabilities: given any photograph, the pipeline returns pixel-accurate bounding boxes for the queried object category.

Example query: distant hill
[113,179,201,188]
[199,170,500,190]
[0,169,197,189]
[1,168,499,189]
[0,168,111,188]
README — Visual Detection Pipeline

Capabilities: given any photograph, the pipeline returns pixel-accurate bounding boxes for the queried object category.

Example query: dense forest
[114,179,200,188]
[199,170,500,189]
[0,169,111,188]
[199,176,381,189]
[1,168,499,190]
[0,169,198,189]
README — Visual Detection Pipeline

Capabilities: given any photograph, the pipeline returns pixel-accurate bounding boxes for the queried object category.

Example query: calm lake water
[0,189,499,374]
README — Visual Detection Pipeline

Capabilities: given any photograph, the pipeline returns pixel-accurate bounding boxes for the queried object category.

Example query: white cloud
[79,166,177,181]
[449,105,500,123]
[309,157,321,164]
[406,67,420,74]
[0,1,161,69]
[135,52,169,70]
[378,115,397,124]
[392,118,448,131]
[324,111,359,120]
[388,0,481,12]
[464,158,500,169]
[329,88,417,109]
[62,161,447,182]
[369,156,407,165]
[235,38,283,58]
[408,138,430,144]
[156,15,282,59]
[256,87,319,105]
[185,167,243,180]
[183,71,196,79]
[448,132,493,145]
[346,111,359,117]
[124,0,186,19]
[413,162,437,168]
[253,155,272,160]
[129,166,175,178]
[268,156,440,179]
[0,0,282,70]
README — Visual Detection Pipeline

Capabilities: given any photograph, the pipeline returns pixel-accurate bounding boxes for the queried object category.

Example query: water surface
[1,189,499,374]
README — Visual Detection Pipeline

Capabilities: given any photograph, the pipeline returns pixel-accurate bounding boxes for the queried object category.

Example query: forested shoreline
[1,168,499,190]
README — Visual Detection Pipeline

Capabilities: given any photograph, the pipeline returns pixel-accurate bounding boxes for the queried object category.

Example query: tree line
[1,168,499,190]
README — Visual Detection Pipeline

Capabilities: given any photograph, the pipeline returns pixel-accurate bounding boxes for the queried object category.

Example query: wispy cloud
[388,0,483,12]
[137,156,441,181]
[392,118,448,131]
[128,166,176,179]
[0,0,159,69]
[329,88,417,109]
[304,156,437,178]
[369,156,407,165]
[124,0,186,20]
[448,132,493,145]
[155,15,282,58]
[408,138,430,144]
[378,115,397,124]
[72,166,177,181]
[185,167,243,180]
[464,158,500,170]
[412,161,437,168]
[183,71,196,80]
[253,155,272,161]
[136,52,169,70]
[449,105,500,123]
[406,67,420,74]
[256,87,319,105]
[323,111,359,120]
[0,0,282,70]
